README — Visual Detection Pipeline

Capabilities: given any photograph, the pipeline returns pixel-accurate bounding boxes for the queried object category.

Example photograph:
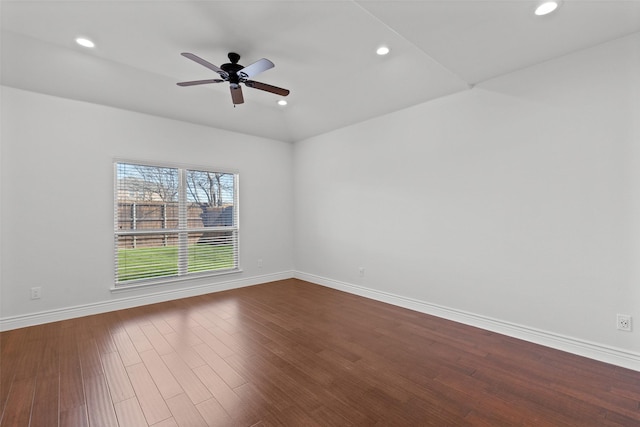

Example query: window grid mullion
[178,168,188,276]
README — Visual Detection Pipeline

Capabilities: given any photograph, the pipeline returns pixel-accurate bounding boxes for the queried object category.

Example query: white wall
[293,33,640,364]
[0,87,294,325]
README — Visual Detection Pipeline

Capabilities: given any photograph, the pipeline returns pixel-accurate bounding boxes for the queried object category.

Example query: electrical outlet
[30,287,42,300]
[359,267,365,277]
[616,314,632,332]
[257,258,263,268]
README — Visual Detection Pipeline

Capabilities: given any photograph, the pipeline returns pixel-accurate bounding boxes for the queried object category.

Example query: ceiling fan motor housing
[221,52,244,83]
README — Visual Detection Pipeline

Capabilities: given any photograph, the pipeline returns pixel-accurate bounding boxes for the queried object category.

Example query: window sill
[110,268,243,293]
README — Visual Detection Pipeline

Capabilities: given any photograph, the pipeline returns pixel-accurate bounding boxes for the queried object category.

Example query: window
[114,162,239,286]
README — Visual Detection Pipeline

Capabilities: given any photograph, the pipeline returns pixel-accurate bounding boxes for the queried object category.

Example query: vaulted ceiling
[2,1,640,142]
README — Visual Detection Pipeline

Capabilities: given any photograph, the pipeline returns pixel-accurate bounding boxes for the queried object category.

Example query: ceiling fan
[177,52,290,105]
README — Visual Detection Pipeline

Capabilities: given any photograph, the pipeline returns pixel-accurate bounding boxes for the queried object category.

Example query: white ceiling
[2,0,640,143]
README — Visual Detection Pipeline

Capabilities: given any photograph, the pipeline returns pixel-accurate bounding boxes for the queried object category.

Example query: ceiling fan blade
[238,58,274,79]
[245,80,290,97]
[181,52,229,79]
[230,84,244,104]
[177,79,224,87]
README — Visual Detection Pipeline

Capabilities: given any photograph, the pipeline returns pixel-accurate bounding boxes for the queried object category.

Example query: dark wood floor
[1,279,639,426]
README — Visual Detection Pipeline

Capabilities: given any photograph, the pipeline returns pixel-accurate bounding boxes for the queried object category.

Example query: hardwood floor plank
[309,405,356,427]
[165,393,208,427]
[190,326,235,359]
[230,382,279,427]
[0,332,19,418]
[186,312,218,331]
[113,397,149,427]
[126,362,172,425]
[161,352,212,405]
[605,408,640,426]
[140,323,174,355]
[149,316,176,336]
[77,338,104,379]
[139,349,184,400]
[124,324,154,354]
[268,404,324,427]
[243,352,324,412]
[163,312,201,336]
[199,307,240,335]
[192,343,246,389]
[59,334,85,412]
[111,330,142,367]
[194,398,234,427]
[199,322,254,358]
[611,376,640,401]
[37,337,60,379]
[11,338,42,382]
[1,378,35,427]
[100,351,136,403]
[465,356,610,426]
[59,404,89,427]
[222,355,292,413]
[89,317,118,355]
[164,332,207,369]
[84,374,119,427]
[191,364,242,417]
[30,375,60,427]
[150,417,179,427]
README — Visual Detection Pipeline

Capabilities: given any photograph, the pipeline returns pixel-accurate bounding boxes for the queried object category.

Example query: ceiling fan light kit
[535,1,561,16]
[75,37,95,48]
[177,52,290,106]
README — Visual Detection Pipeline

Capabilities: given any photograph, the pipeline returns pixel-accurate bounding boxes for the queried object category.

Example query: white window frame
[113,160,240,288]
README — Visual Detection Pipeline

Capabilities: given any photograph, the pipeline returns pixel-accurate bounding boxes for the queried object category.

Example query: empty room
[1,0,639,426]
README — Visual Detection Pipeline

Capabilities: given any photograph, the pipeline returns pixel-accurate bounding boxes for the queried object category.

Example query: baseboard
[0,271,295,332]
[294,271,640,372]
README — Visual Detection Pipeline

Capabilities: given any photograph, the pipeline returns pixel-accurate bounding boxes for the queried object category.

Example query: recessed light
[376,46,390,56]
[75,37,95,48]
[535,1,559,16]
[277,100,288,106]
